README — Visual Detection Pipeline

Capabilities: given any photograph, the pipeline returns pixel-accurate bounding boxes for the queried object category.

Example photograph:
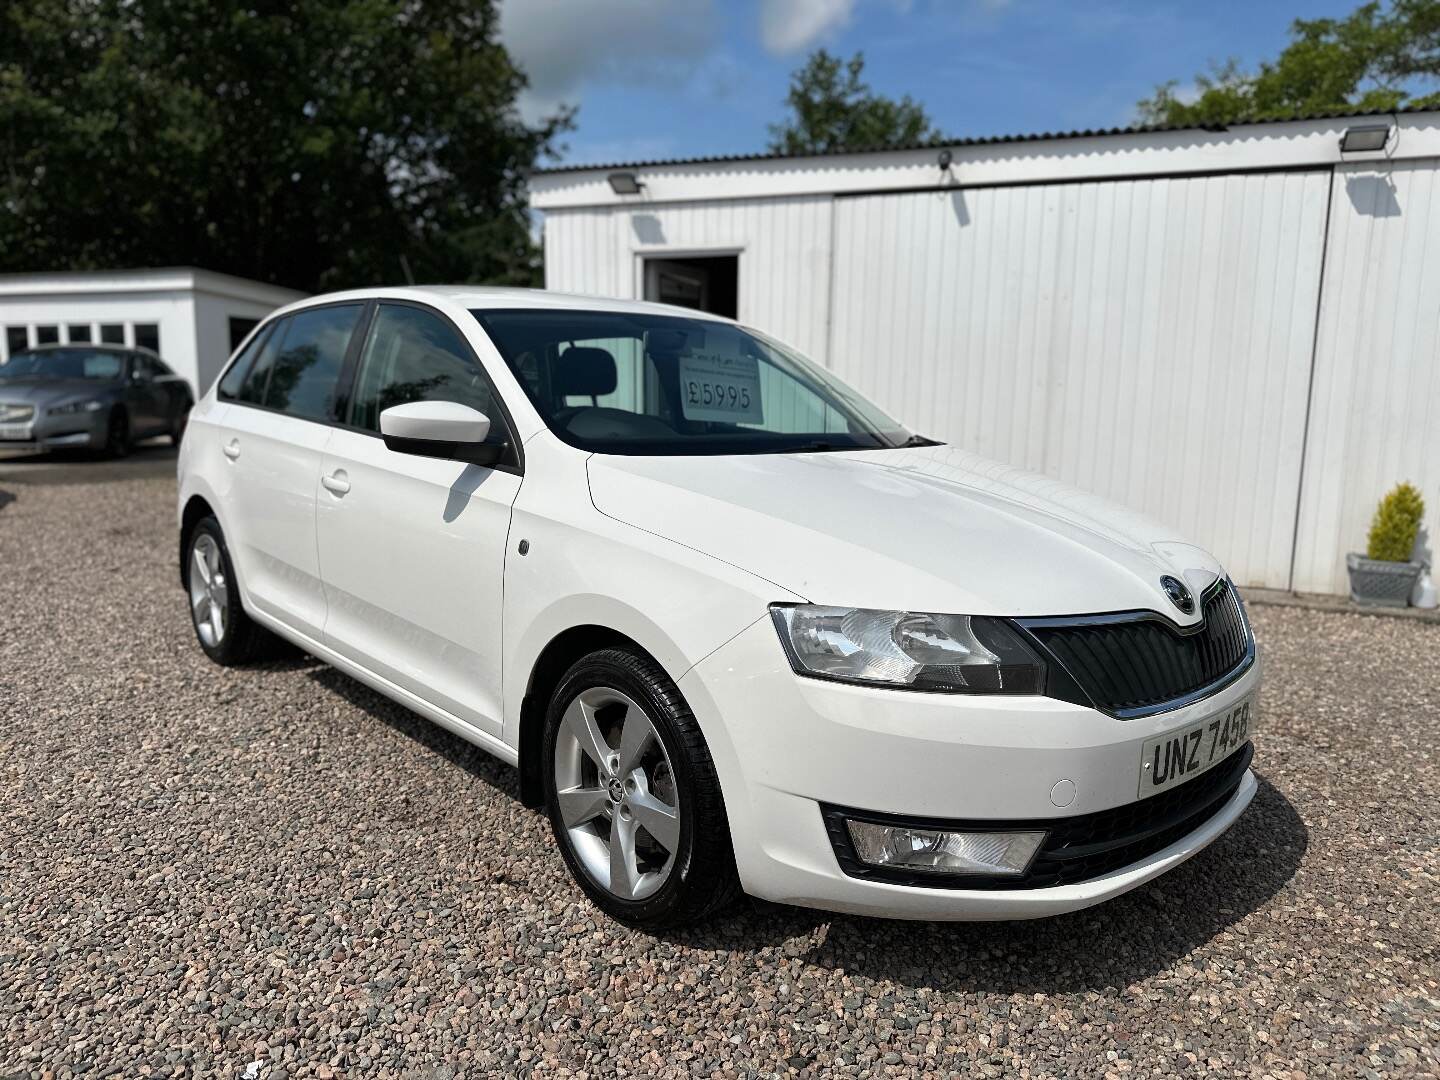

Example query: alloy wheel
[189,534,229,648]
[552,686,681,901]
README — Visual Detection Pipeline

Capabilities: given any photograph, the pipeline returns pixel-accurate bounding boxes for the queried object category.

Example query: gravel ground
[1,472,1437,1079]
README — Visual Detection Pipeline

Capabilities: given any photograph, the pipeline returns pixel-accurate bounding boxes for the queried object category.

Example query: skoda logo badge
[1161,575,1195,614]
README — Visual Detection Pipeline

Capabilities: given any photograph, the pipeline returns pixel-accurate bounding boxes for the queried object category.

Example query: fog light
[846,821,1045,876]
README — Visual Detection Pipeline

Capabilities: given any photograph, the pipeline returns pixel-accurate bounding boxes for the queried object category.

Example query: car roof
[15,342,157,358]
[276,286,736,324]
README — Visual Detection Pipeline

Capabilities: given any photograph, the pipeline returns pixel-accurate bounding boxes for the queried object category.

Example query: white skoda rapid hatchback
[177,287,1259,928]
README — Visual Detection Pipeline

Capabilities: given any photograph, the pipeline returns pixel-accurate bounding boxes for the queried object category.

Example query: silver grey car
[0,344,193,456]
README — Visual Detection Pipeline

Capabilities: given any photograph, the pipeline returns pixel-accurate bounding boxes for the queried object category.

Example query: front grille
[821,741,1252,890]
[0,402,35,423]
[1019,579,1252,717]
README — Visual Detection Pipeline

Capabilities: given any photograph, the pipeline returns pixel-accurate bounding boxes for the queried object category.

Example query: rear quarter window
[231,320,286,404]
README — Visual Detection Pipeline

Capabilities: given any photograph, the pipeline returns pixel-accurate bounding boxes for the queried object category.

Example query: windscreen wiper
[774,441,843,453]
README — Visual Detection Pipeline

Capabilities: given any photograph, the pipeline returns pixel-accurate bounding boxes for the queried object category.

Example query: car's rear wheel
[104,408,131,458]
[184,516,276,665]
[542,648,740,928]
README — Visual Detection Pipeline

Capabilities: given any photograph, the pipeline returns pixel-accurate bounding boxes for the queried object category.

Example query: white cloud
[499,0,719,125]
[759,0,856,54]
[1173,81,1203,106]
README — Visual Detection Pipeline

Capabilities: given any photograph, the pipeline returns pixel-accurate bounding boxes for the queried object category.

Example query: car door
[216,303,365,642]
[126,354,170,437]
[316,301,522,738]
[149,355,193,429]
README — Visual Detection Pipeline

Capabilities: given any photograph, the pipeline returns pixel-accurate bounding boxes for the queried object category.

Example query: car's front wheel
[542,648,740,928]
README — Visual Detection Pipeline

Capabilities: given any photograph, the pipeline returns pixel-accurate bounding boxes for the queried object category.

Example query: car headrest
[556,347,617,398]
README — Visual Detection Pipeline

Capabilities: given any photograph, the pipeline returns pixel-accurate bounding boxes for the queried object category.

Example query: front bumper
[0,412,109,451]
[679,616,1261,920]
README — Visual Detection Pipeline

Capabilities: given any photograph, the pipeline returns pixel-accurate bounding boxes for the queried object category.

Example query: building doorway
[642,255,738,318]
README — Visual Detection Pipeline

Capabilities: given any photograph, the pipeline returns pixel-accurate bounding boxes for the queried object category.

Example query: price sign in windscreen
[678,349,764,424]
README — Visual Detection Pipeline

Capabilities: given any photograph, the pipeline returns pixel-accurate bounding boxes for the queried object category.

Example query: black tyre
[183,516,278,665]
[104,408,131,458]
[542,647,740,928]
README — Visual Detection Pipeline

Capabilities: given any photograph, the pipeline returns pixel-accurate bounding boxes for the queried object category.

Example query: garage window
[5,327,26,357]
[228,317,260,352]
[134,323,160,354]
[99,324,125,344]
[36,325,59,345]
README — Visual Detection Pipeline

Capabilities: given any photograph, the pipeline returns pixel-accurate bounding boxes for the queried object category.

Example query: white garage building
[531,109,1440,597]
[0,267,305,394]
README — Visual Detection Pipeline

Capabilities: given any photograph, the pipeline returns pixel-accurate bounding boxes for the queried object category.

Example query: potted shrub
[1347,482,1427,607]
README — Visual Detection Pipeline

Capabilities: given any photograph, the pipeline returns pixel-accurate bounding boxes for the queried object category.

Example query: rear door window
[263,305,363,422]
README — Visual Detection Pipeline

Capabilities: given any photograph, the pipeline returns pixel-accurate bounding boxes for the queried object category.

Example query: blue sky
[499,0,1366,166]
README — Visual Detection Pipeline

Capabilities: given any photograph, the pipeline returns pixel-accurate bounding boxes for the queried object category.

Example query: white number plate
[0,423,33,441]
[1138,694,1253,799]
[678,352,763,423]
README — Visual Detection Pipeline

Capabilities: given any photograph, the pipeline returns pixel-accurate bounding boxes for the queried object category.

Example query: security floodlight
[607,171,644,195]
[1339,124,1391,153]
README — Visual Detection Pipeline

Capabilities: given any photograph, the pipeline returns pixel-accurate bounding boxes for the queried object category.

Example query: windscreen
[473,309,918,455]
[0,349,124,381]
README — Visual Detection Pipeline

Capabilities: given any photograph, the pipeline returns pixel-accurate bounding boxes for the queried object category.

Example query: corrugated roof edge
[531,104,1440,176]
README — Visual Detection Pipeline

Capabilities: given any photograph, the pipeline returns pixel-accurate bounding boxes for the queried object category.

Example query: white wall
[545,195,833,360]
[538,133,1440,595]
[0,290,197,378]
[1293,158,1440,593]
[828,171,1331,591]
[0,269,304,393]
[192,291,283,391]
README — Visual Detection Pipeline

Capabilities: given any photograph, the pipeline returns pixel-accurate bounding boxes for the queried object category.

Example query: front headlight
[47,398,106,416]
[770,604,1046,693]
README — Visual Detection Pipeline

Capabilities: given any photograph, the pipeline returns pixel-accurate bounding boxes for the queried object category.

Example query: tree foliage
[1140,0,1440,126]
[0,0,569,292]
[768,49,939,155]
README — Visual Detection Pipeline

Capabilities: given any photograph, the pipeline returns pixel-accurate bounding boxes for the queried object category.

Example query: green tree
[768,49,939,155]
[0,0,570,292]
[1139,0,1440,126]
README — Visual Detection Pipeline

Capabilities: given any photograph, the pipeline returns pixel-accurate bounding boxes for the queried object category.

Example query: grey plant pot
[1346,552,1423,607]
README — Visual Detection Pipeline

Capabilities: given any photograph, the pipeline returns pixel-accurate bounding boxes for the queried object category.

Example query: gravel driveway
[1,471,1436,1079]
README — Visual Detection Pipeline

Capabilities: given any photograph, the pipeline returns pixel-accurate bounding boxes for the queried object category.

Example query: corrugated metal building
[530,110,1440,596]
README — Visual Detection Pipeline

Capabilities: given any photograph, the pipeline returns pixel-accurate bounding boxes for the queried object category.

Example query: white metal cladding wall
[827,171,1333,589]
[544,196,833,360]
[544,208,630,299]
[1292,159,1440,594]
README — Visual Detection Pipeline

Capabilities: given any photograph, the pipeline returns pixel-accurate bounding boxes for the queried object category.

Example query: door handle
[321,471,351,496]
[222,440,240,460]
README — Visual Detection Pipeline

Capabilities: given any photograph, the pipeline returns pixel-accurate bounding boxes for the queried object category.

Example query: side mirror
[379,401,503,466]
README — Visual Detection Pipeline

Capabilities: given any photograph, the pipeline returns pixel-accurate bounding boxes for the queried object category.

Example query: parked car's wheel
[104,408,131,459]
[184,516,276,665]
[543,647,740,928]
